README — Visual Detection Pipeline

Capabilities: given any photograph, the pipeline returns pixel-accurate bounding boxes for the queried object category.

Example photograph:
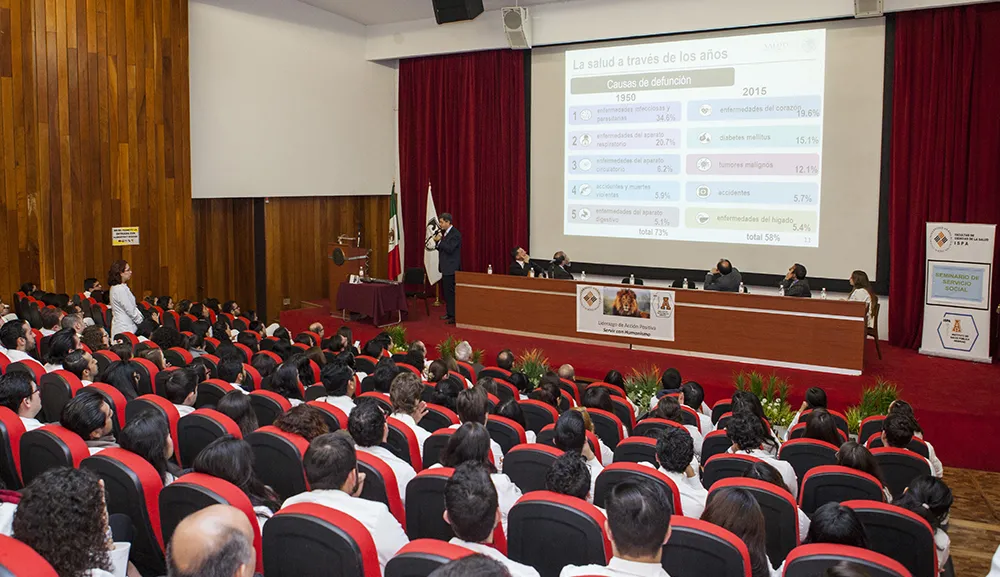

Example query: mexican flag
[388,182,404,280]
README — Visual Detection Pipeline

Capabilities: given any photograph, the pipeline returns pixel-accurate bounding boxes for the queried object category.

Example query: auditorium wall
[0,0,195,302]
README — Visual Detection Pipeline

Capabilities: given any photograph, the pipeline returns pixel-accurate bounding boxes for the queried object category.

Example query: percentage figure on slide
[765,233,782,243]
[797,109,821,118]
[796,136,820,145]
[795,165,819,175]
[657,165,675,174]
[793,224,812,232]
[793,194,814,203]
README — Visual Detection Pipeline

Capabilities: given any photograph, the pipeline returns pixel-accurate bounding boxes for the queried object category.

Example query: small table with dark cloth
[336,282,408,327]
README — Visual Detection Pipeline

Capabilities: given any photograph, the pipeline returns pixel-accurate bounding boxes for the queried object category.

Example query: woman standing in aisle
[109,260,144,338]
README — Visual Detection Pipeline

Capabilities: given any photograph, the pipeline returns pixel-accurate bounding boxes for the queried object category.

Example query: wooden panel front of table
[455,272,868,375]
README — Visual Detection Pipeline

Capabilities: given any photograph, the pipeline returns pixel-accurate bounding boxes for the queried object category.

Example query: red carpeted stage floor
[281,302,1000,472]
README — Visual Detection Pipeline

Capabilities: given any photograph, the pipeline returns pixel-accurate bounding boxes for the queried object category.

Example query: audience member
[44,327,80,371]
[437,423,521,531]
[648,397,703,457]
[553,411,602,502]
[529,381,561,411]
[61,312,86,335]
[165,504,256,577]
[558,364,575,382]
[680,381,713,430]
[81,325,110,352]
[602,369,625,389]
[236,332,259,355]
[476,376,498,398]
[881,412,939,475]
[507,372,531,399]
[216,390,259,437]
[743,460,810,542]
[545,452,593,503]
[426,359,449,384]
[217,358,250,394]
[454,388,505,469]
[0,372,42,431]
[316,361,356,414]
[39,306,63,336]
[572,407,614,465]
[786,386,827,436]
[250,352,278,382]
[160,369,196,417]
[98,360,141,401]
[0,320,35,363]
[445,462,540,577]
[404,341,426,371]
[137,347,168,371]
[730,391,781,454]
[802,408,843,447]
[646,426,706,518]
[560,480,672,577]
[364,357,399,394]
[109,342,133,362]
[894,475,953,571]
[273,405,329,441]
[389,371,431,456]
[887,400,943,477]
[660,367,682,393]
[281,432,408,572]
[727,412,797,498]
[119,411,182,485]
[496,349,515,372]
[192,436,281,531]
[61,390,117,454]
[434,378,463,413]
[493,398,536,444]
[701,487,773,577]
[836,441,892,502]
[804,503,868,548]
[348,399,416,504]
[268,363,304,406]
[83,278,103,298]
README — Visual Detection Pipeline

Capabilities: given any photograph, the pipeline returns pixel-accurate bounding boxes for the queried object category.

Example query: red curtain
[889,4,1000,351]
[399,50,528,278]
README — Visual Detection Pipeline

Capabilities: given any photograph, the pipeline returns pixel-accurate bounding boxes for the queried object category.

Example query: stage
[281,301,1000,472]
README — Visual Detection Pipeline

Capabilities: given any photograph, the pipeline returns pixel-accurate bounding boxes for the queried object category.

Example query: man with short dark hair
[63,350,99,385]
[550,252,574,280]
[453,388,504,470]
[348,399,416,504]
[166,504,256,577]
[164,370,197,416]
[0,372,43,431]
[560,480,673,576]
[496,349,514,372]
[704,259,742,292]
[60,313,85,335]
[61,390,116,455]
[316,362,356,415]
[508,246,543,278]
[553,411,602,502]
[445,463,540,577]
[282,433,409,572]
[648,426,707,518]
[0,320,37,364]
[545,452,592,503]
[39,307,64,336]
[389,372,431,458]
[780,263,812,297]
[221,301,241,317]
[679,381,712,432]
[83,278,103,299]
[218,359,249,394]
[880,412,937,476]
[433,213,461,324]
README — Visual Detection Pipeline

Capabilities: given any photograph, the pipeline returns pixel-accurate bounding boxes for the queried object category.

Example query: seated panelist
[509,246,545,277]
[780,263,812,297]
[549,252,574,280]
[703,259,741,292]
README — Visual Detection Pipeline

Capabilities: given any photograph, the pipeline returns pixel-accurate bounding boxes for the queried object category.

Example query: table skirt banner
[337,282,408,325]
[576,284,676,341]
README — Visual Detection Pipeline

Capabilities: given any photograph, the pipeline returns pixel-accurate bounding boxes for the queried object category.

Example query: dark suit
[436,227,462,318]
[780,277,812,298]
[704,268,742,292]
[509,260,543,277]
[550,264,574,280]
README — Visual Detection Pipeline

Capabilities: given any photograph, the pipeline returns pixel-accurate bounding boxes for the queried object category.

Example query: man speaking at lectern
[434,213,462,324]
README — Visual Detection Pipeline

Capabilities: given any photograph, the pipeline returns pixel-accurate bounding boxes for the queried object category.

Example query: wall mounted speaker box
[433,0,485,24]
[854,0,883,18]
[502,7,532,49]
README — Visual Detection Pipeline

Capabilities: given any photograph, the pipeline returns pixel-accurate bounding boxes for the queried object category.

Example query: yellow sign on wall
[112,227,140,246]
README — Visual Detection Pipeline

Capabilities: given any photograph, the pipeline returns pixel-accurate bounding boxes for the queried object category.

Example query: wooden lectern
[328,243,369,315]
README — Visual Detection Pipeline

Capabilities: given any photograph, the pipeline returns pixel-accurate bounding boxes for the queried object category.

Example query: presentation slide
[564,30,825,248]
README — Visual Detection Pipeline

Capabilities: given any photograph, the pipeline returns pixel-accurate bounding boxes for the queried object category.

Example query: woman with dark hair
[108,259,143,338]
[61,390,117,455]
[119,411,181,485]
[192,436,281,530]
[836,441,892,502]
[96,360,141,401]
[434,423,521,532]
[887,399,943,477]
[727,412,798,498]
[155,296,174,311]
[251,351,279,380]
[216,390,259,437]
[493,398,536,443]
[701,487,774,577]
[268,363,304,406]
[425,359,449,384]
[44,328,80,371]
[743,461,810,542]
[730,391,780,454]
[602,369,624,389]
[433,378,463,412]
[785,386,828,438]
[894,476,953,571]
[802,409,843,447]
[13,468,130,577]
[137,347,167,371]
[175,299,192,315]
[273,405,329,441]
[848,270,876,329]
[507,371,531,399]
[804,503,869,548]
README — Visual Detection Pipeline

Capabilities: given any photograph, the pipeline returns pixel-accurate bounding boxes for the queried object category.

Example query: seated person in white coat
[744,460,810,543]
[316,362,357,415]
[680,381,713,434]
[643,425,707,519]
[163,369,197,417]
[444,462,540,577]
[0,320,37,364]
[348,399,416,505]
[727,412,798,499]
[894,475,953,572]
[0,372,43,431]
[43,328,79,372]
[63,349,99,386]
[553,411,602,503]
[546,452,599,512]
[217,359,251,395]
[560,479,673,577]
[881,413,939,478]
[389,372,431,457]
[61,389,118,455]
[281,432,409,573]
[887,400,944,478]
[785,387,828,440]
[453,388,505,471]
[647,397,703,459]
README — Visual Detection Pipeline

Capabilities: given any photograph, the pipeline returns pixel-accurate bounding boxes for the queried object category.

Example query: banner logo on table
[937,312,979,352]
[580,287,602,311]
[930,227,952,252]
[577,286,675,341]
[653,294,674,319]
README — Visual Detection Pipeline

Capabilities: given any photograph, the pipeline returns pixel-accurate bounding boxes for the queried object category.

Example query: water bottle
[779,284,785,296]
[528,268,535,278]
[683,278,689,289]
[739,282,745,294]
[821,287,827,299]
[581,271,586,280]
[629,274,635,285]
[487,264,493,275]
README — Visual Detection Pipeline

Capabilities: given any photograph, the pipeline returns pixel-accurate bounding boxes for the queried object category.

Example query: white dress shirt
[525,430,537,444]
[561,557,670,577]
[174,404,196,417]
[695,412,713,436]
[288,398,303,407]
[429,464,522,532]
[0,502,15,536]
[19,416,42,432]
[109,284,144,338]
[40,328,56,337]
[448,423,505,472]
[357,445,416,505]
[639,463,707,519]
[918,435,944,478]
[44,363,63,373]
[730,448,799,499]
[392,412,432,459]
[684,425,703,460]
[282,489,409,573]
[586,456,604,504]
[318,395,356,415]
[598,437,614,466]
[3,349,35,364]
[449,538,540,577]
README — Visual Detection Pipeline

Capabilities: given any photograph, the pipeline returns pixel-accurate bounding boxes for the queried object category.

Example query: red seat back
[594,462,682,514]
[384,539,475,577]
[507,490,611,575]
[485,415,527,454]
[799,465,886,515]
[126,395,181,463]
[246,425,310,500]
[871,447,932,500]
[0,534,60,576]
[195,379,236,410]
[503,444,563,493]
[783,544,911,577]
[843,500,937,577]
[88,382,129,430]
[612,436,658,464]
[518,399,559,433]
[663,515,752,577]
[357,450,407,529]
[386,416,423,471]
[778,438,839,490]
[248,390,292,427]
[632,417,687,439]
[39,370,84,423]
[177,408,243,468]
[0,407,27,488]
[263,503,380,577]
[712,477,799,565]
[588,407,626,450]
[19,424,91,484]
[703,454,763,489]
[306,401,348,431]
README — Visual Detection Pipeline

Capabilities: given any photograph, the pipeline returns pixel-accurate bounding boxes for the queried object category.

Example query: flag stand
[434,285,441,306]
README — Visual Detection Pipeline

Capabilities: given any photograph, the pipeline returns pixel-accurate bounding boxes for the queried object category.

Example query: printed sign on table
[577,285,675,341]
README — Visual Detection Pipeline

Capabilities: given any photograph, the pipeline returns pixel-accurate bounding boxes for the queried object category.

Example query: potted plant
[513,349,550,387]
[624,365,661,413]
[845,377,900,438]
[734,370,796,434]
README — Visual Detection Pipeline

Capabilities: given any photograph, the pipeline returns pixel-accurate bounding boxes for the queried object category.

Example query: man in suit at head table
[434,213,462,325]
[509,246,544,277]
[549,252,575,280]
[780,263,812,298]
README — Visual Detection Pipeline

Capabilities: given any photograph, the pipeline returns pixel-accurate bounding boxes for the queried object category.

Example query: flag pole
[434,285,441,306]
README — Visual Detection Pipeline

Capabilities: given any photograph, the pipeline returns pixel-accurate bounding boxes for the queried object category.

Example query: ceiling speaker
[854,0,883,18]
[502,7,532,50]
[433,0,484,24]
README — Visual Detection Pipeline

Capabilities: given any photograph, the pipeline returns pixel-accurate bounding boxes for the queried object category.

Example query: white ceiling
[298,0,571,26]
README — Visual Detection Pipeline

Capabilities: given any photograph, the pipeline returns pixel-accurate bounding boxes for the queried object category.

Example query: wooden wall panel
[192,197,255,310]
[0,0,193,300]
[264,196,389,322]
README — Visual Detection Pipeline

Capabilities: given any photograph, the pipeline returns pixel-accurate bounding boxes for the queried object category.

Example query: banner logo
[930,226,952,252]
[654,293,674,319]
[580,286,602,311]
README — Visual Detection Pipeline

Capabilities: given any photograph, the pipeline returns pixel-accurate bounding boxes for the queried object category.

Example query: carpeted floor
[281,301,1000,472]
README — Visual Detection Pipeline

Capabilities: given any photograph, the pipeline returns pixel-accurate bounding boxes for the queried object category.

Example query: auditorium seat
[787,422,849,444]
[126,395,181,464]
[304,384,326,402]
[131,357,160,397]
[590,382,627,399]
[19,424,90,484]
[799,465,886,515]
[714,412,734,431]
[357,451,407,530]
[159,472,263,570]
[594,462,682,514]
[536,424,601,464]
[701,429,732,464]
[6,359,46,384]
[799,409,851,440]
[306,401,348,432]
[249,390,292,427]
[633,417,687,439]
[0,534,59,576]
[456,361,477,383]
[387,416,423,471]
[518,400,559,433]
[87,382,129,433]
[613,436,659,464]
[203,337,220,355]
[711,398,733,425]
[404,467,456,541]
[397,362,422,377]
[134,341,159,357]
[610,396,636,434]
[446,371,468,389]
[0,407,26,489]
[235,344,254,366]
[485,415,527,454]
[114,332,140,349]
[844,499,938,577]
[177,409,243,468]
[778,438,839,489]
[557,378,581,404]
[588,408,627,450]
[82,448,166,575]
[680,405,702,431]
[419,403,459,433]
[866,434,931,459]
[662,515,751,577]
[39,370,84,423]
[243,363,263,391]
[871,447,932,500]
[711,477,799,565]
[478,366,512,381]
[422,428,455,470]
[355,355,378,374]
[859,415,886,446]
[508,490,611,577]
[195,379,237,409]
[384,539,475,577]
[702,454,762,489]
[92,349,122,373]
[493,379,519,403]
[247,425,310,500]
[0,351,9,375]
[263,503,381,577]
[782,544,910,577]
[359,391,393,415]
[504,444,563,493]
[164,347,193,368]
[162,310,180,331]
